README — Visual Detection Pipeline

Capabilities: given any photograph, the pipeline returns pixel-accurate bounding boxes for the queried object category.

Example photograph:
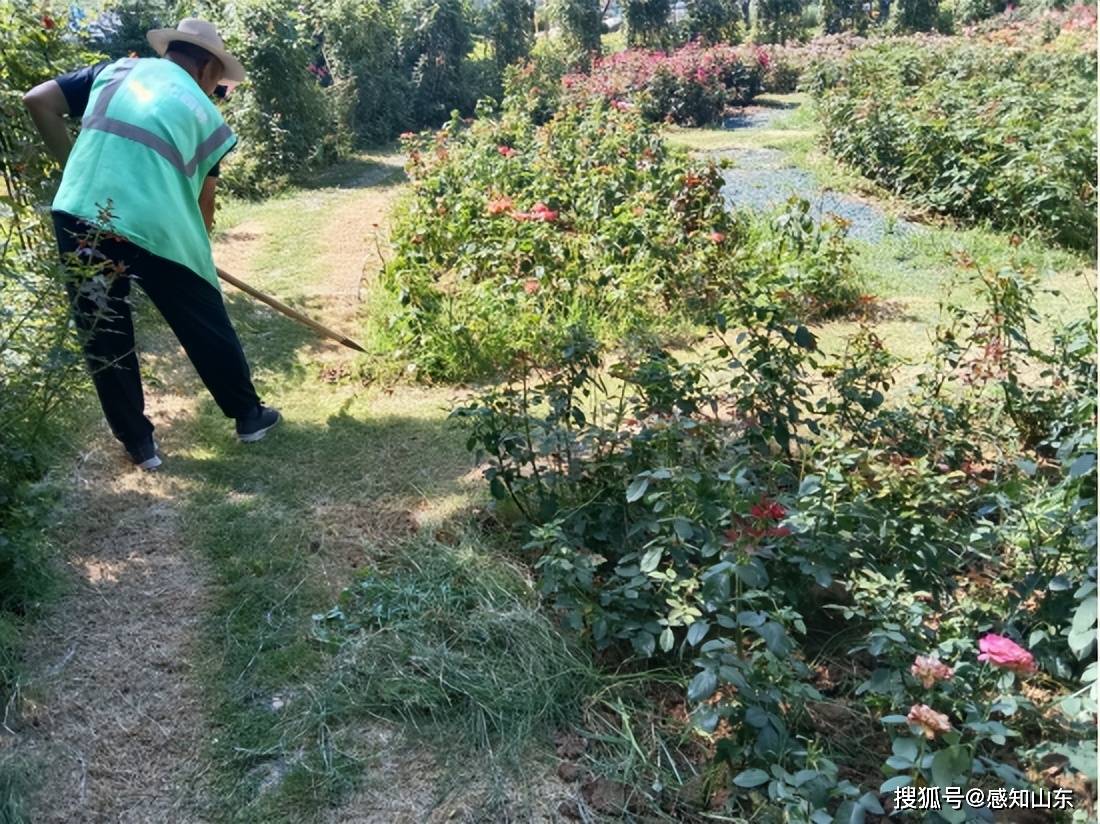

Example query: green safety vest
[53,57,237,291]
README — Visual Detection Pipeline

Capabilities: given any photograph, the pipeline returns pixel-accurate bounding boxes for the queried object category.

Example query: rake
[216,266,367,353]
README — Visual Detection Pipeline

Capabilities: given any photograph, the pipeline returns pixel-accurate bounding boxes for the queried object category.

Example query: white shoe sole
[237,418,279,443]
[135,454,162,470]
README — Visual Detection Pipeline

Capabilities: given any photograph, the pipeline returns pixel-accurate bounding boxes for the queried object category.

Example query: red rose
[530,202,558,222]
[498,145,517,158]
[750,499,786,521]
[42,14,55,28]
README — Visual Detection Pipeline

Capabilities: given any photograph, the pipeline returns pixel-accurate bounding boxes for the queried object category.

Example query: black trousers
[53,211,261,448]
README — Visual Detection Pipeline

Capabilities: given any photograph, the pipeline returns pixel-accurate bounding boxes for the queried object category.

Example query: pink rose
[977,633,1037,675]
[498,145,517,158]
[907,704,952,739]
[910,655,954,688]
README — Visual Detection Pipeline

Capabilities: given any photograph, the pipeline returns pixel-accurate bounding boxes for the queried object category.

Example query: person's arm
[199,176,217,232]
[22,80,73,164]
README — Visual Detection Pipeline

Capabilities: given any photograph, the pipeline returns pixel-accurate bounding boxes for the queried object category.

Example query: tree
[397,0,473,126]
[487,0,535,71]
[687,0,742,44]
[755,0,802,43]
[552,0,601,64]
[317,0,409,145]
[82,0,174,58]
[822,0,869,32]
[623,0,671,46]
[895,0,938,30]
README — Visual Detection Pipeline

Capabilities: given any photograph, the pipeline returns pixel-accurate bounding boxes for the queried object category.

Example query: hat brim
[147,28,246,85]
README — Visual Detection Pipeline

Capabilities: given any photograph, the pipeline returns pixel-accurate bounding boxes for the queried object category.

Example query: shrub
[807,38,1098,249]
[317,0,411,146]
[0,0,98,685]
[368,98,861,381]
[562,42,767,125]
[757,33,870,90]
[501,44,569,125]
[453,259,1097,818]
[220,0,341,196]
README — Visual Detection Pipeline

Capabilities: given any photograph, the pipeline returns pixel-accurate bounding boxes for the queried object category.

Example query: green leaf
[489,476,507,500]
[737,611,766,627]
[640,546,663,573]
[687,669,718,703]
[857,792,884,814]
[1069,452,1096,480]
[632,631,656,657]
[757,621,791,655]
[672,518,694,540]
[687,621,710,646]
[931,745,970,788]
[732,768,770,788]
[1072,596,1096,635]
[626,476,650,503]
[940,803,967,824]
[892,737,919,761]
[791,769,819,787]
[879,775,911,793]
[659,627,674,652]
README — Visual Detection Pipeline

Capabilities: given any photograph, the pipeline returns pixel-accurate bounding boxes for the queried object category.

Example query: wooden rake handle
[216,266,367,354]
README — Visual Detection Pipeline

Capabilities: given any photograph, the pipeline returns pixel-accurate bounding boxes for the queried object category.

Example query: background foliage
[806,35,1097,250]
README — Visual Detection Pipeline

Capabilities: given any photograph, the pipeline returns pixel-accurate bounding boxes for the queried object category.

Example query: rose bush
[805,31,1097,250]
[562,42,767,125]
[368,93,863,381]
[452,252,1096,818]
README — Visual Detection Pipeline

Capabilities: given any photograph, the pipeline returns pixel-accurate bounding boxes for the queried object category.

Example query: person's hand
[200,176,217,232]
[22,80,73,165]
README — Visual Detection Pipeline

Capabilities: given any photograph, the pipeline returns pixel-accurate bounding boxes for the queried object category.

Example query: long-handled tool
[216,266,367,353]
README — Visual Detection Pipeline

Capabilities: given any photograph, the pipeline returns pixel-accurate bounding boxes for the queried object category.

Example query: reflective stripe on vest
[82,59,233,179]
[52,57,236,290]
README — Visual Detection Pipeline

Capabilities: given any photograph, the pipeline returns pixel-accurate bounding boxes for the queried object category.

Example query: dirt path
[10,157,407,824]
[16,391,210,823]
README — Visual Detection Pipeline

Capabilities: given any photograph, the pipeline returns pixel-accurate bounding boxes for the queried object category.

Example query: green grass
[129,155,603,820]
[665,93,1095,365]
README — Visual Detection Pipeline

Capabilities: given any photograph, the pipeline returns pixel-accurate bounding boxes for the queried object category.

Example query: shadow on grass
[752,97,800,110]
[297,151,408,191]
[149,400,509,820]
[159,403,597,823]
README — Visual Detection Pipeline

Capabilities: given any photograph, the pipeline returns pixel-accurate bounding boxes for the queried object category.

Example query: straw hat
[147,18,245,84]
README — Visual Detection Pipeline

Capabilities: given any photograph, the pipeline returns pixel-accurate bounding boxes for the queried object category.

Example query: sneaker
[125,436,162,470]
[236,405,281,443]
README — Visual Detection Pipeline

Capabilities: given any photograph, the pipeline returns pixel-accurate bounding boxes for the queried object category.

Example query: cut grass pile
[311,536,598,766]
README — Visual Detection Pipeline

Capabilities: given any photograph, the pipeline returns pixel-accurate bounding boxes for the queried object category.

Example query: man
[22,18,280,471]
